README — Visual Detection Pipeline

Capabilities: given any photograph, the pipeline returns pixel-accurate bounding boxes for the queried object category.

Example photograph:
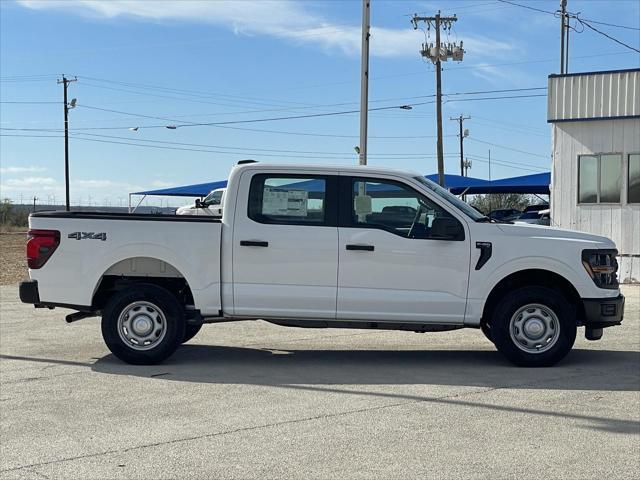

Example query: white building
[548,68,639,283]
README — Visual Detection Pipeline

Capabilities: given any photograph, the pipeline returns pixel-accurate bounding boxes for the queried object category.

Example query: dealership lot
[1,284,638,479]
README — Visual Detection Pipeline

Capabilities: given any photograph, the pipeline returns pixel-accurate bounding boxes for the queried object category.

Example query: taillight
[27,229,60,269]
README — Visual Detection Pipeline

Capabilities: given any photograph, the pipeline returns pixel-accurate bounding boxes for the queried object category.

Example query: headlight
[582,249,619,289]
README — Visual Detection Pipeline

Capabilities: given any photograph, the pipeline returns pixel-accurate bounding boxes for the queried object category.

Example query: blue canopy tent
[129,180,228,211]
[477,172,550,194]
[129,172,550,211]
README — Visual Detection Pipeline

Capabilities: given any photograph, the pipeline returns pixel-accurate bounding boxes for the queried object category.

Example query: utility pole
[412,12,463,186]
[449,115,470,176]
[57,74,77,211]
[463,157,472,177]
[358,0,371,166]
[559,0,567,74]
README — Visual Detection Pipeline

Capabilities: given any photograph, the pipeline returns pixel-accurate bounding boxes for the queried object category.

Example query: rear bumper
[19,280,40,304]
[582,294,624,328]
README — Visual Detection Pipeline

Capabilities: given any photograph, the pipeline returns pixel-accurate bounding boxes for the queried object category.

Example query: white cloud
[151,180,173,188]
[469,62,531,86]
[17,0,516,59]
[0,166,47,174]
[75,179,137,189]
[3,176,57,188]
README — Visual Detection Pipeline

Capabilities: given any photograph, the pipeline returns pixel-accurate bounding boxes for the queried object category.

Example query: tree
[470,193,537,214]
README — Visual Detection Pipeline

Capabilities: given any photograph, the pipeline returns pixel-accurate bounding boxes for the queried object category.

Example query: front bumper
[19,279,40,304]
[582,294,625,329]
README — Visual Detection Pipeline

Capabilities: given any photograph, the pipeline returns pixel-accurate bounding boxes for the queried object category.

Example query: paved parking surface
[1,285,639,479]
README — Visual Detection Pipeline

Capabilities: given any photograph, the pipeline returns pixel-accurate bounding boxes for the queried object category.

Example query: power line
[77,73,547,112]
[0,133,544,172]
[1,92,546,132]
[466,155,545,173]
[498,0,640,32]
[577,18,639,31]
[466,153,546,171]
[445,94,547,103]
[577,18,640,53]
[71,132,444,157]
[0,101,61,104]
[495,0,555,15]
[471,119,548,138]
[467,137,549,159]
[73,87,546,120]
[0,132,450,158]
[77,75,317,108]
[472,115,548,134]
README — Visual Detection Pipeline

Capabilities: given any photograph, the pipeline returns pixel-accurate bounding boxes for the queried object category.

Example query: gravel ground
[0,282,638,479]
[0,233,28,286]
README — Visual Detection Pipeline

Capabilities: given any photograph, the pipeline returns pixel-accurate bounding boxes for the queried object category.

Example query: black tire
[490,286,576,367]
[101,284,186,365]
[182,324,202,343]
[480,321,494,343]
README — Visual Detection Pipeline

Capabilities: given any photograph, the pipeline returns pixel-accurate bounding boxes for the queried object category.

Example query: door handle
[346,244,374,251]
[240,240,269,247]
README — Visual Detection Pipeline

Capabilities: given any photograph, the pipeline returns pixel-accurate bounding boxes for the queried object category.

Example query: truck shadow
[3,347,638,434]
[90,345,640,392]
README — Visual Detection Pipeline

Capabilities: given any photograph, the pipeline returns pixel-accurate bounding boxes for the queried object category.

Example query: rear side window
[248,174,335,225]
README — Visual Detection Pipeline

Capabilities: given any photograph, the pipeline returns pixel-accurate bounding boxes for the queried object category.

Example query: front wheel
[491,286,576,367]
[101,284,186,365]
[182,324,202,343]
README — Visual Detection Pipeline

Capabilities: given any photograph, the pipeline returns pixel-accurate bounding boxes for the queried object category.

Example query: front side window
[248,175,329,225]
[350,178,463,240]
[629,154,640,203]
[578,154,621,204]
[412,175,485,221]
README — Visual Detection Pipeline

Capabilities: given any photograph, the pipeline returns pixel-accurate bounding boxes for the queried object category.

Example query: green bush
[0,199,29,228]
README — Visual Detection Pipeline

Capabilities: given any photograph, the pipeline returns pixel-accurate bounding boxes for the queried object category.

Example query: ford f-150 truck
[20,161,624,366]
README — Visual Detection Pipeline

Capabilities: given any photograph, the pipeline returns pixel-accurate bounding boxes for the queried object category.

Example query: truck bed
[28,211,222,315]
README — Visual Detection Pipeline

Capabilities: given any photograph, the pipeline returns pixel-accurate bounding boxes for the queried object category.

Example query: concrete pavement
[1,284,638,479]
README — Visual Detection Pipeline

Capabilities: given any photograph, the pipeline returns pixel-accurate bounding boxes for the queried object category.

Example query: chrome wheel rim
[117,301,167,351]
[509,303,560,354]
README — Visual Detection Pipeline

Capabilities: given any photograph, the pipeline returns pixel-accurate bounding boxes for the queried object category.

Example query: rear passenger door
[232,172,339,319]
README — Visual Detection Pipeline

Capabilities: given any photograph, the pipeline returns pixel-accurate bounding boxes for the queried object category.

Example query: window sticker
[262,187,308,216]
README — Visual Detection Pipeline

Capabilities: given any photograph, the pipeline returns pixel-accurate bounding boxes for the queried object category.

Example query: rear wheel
[491,286,576,367]
[101,284,185,365]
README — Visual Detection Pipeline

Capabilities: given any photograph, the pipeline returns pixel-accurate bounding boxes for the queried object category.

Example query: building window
[629,154,640,204]
[578,154,621,204]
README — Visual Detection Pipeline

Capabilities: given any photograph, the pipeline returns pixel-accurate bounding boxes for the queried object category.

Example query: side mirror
[195,199,204,208]
[430,217,464,241]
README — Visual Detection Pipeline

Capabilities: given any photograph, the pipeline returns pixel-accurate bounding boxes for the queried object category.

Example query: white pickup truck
[175,187,226,217]
[20,161,624,366]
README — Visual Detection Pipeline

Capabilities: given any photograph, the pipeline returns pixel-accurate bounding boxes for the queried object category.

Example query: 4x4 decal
[68,232,107,241]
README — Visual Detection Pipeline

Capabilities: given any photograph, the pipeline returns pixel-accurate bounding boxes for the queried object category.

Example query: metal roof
[547,68,640,123]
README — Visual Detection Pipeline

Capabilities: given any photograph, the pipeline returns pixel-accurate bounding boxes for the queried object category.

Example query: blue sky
[1,0,639,207]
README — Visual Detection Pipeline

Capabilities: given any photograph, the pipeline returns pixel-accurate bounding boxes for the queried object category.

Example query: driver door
[337,176,471,324]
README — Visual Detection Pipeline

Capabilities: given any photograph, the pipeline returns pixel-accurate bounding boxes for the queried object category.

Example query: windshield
[413,176,485,221]
[202,189,223,206]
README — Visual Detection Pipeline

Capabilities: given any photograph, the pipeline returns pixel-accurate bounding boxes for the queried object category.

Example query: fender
[464,255,591,326]
[87,243,221,315]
